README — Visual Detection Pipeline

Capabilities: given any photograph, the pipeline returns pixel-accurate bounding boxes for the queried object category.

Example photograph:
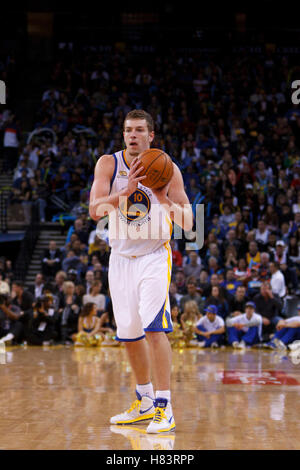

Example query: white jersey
[107,150,173,257]
[226,312,262,338]
[196,315,225,332]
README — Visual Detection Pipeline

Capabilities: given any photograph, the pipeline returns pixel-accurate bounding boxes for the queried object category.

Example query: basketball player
[89,109,193,433]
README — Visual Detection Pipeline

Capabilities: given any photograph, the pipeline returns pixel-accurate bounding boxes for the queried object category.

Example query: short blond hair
[124,109,154,132]
[62,281,75,294]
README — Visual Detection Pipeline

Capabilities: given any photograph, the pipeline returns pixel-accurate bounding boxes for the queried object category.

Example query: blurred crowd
[1,44,300,349]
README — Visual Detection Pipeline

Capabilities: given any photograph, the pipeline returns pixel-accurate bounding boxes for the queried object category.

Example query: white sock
[0,333,14,343]
[136,382,155,400]
[156,390,171,402]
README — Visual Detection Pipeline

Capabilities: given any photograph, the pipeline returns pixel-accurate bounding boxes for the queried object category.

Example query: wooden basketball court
[0,345,300,450]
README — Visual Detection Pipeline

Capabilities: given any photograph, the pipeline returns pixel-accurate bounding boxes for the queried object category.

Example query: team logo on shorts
[119,188,151,226]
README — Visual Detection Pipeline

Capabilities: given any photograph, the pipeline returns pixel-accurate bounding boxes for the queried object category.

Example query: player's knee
[145,331,166,345]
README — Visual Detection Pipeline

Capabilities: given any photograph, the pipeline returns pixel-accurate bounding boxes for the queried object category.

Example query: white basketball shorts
[108,243,173,341]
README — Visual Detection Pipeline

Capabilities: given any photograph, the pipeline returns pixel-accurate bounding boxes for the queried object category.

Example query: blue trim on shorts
[115,334,146,342]
[144,303,173,333]
[144,327,173,334]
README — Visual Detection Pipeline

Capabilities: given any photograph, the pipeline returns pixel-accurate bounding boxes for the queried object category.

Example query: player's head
[123,109,155,157]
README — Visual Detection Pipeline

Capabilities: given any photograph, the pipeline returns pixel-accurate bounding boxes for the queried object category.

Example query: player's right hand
[125,157,147,196]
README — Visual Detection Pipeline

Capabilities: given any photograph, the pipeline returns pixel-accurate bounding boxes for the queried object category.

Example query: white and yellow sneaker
[110,425,175,450]
[146,433,175,450]
[146,398,176,434]
[110,391,155,425]
[110,425,148,450]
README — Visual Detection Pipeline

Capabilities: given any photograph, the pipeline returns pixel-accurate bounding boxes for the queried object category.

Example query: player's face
[123,119,154,157]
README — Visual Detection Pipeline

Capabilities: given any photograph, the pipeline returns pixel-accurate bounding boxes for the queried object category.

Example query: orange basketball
[137,148,174,189]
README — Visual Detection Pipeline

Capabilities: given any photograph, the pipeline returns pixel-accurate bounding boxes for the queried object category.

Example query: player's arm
[152,164,193,231]
[89,155,146,221]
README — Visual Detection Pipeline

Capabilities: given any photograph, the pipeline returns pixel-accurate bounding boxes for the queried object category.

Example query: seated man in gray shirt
[226,301,262,349]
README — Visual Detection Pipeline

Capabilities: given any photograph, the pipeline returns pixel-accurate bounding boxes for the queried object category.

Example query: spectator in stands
[58,281,81,344]
[83,270,95,295]
[42,240,62,278]
[2,113,20,172]
[170,303,180,325]
[28,273,45,300]
[11,280,34,313]
[266,305,300,350]
[224,229,242,257]
[83,280,106,314]
[246,266,263,299]
[2,259,13,283]
[204,285,229,319]
[182,251,202,278]
[233,258,250,283]
[203,273,228,300]
[246,241,261,267]
[258,252,271,280]
[253,281,283,340]
[169,281,183,307]
[198,270,209,296]
[72,302,102,346]
[270,261,286,299]
[219,204,235,230]
[180,279,204,312]
[53,270,67,296]
[207,256,221,276]
[221,268,241,297]
[88,237,109,268]
[0,294,24,344]
[173,269,187,295]
[26,296,58,345]
[272,240,298,293]
[255,219,269,248]
[228,285,248,317]
[180,300,200,331]
[170,240,183,268]
[93,239,110,269]
[224,245,238,269]
[0,273,10,295]
[30,177,48,222]
[288,236,300,266]
[194,304,225,348]
[226,301,262,349]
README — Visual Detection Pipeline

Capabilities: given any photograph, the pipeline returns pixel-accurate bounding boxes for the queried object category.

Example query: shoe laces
[126,400,141,414]
[153,407,167,424]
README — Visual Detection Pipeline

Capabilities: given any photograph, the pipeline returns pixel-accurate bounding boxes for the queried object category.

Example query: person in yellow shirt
[246,241,261,267]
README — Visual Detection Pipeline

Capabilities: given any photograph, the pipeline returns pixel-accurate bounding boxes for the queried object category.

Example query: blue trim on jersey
[144,303,173,333]
[122,150,130,170]
[115,334,146,342]
[110,153,118,193]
